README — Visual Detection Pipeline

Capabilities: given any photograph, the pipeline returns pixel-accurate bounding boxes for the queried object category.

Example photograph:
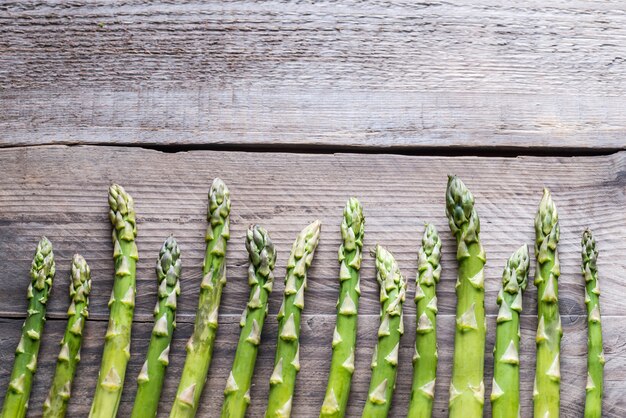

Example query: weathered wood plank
[0,314,624,417]
[0,146,625,320]
[2,1,626,150]
[0,145,625,416]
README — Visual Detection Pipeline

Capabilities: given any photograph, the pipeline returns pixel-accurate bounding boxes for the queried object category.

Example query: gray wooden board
[0,145,625,416]
[2,1,626,150]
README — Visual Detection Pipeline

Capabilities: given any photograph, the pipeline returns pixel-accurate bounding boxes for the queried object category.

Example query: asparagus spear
[533,189,562,418]
[320,198,364,418]
[362,245,406,418]
[582,229,604,418]
[445,175,487,417]
[170,178,231,418]
[491,245,529,418]
[90,184,138,418]
[43,254,91,418]
[2,237,55,418]
[221,225,277,418]
[131,236,182,418]
[408,224,442,418]
[265,220,322,418]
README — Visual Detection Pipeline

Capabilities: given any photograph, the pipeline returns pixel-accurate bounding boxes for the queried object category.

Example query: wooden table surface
[1,2,625,417]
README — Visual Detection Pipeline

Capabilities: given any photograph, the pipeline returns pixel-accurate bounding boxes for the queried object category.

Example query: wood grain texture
[2,1,626,150]
[0,145,625,416]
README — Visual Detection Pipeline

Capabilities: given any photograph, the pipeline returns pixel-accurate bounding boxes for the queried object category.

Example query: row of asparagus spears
[0,176,603,418]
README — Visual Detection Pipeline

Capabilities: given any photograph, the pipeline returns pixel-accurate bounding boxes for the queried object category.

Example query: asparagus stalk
[2,237,55,418]
[582,229,604,418]
[221,225,277,418]
[445,175,487,417]
[43,254,91,418]
[408,224,442,418]
[320,198,364,418]
[170,178,231,418]
[265,220,322,418]
[90,184,138,418]
[89,184,139,418]
[131,236,182,418]
[533,189,562,418]
[362,245,406,418]
[491,245,529,418]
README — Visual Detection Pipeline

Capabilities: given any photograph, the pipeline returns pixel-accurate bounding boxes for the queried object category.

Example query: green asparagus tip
[344,197,364,231]
[582,229,598,275]
[70,254,92,303]
[421,223,441,258]
[302,219,322,244]
[246,224,277,275]
[108,184,135,217]
[502,244,530,294]
[210,178,230,203]
[535,188,558,238]
[31,237,55,289]
[208,179,231,226]
[445,175,477,236]
[157,236,181,287]
[375,245,403,285]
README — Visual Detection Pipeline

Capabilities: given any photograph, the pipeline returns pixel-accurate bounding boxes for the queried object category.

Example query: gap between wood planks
[2,141,622,158]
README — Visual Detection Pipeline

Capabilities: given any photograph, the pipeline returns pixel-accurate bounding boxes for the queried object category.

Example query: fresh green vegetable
[2,237,55,418]
[131,236,181,418]
[445,175,487,417]
[43,254,91,418]
[320,198,364,418]
[533,189,562,418]
[362,245,406,418]
[170,178,231,418]
[221,225,276,418]
[582,229,604,418]
[265,220,322,418]
[491,245,529,418]
[408,224,441,418]
[90,184,138,418]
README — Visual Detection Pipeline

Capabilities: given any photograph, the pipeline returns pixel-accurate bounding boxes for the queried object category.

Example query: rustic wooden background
[1,1,626,417]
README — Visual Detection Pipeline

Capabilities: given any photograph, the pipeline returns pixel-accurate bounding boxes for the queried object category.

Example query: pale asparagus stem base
[361,245,406,418]
[265,220,321,418]
[170,178,230,418]
[408,224,441,418]
[320,198,364,418]
[533,189,562,418]
[582,229,604,418]
[221,225,276,418]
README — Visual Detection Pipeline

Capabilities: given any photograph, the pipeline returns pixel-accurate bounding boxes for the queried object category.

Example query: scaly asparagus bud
[221,225,276,418]
[2,237,55,418]
[362,245,406,418]
[265,220,321,418]
[491,245,529,418]
[408,224,442,418]
[131,236,182,418]
[533,188,562,418]
[43,254,91,418]
[582,229,604,418]
[320,198,364,418]
[445,176,487,417]
[90,184,138,418]
[170,178,230,418]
